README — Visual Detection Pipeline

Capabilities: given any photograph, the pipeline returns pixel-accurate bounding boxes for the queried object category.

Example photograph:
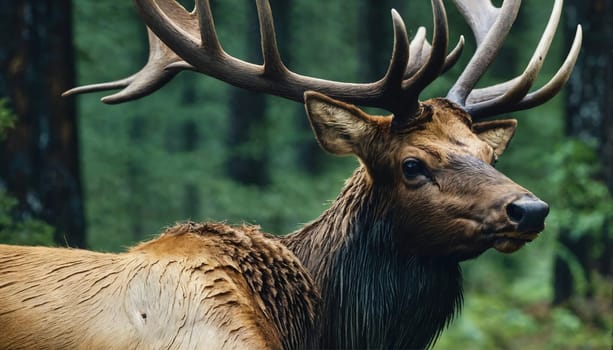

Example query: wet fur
[283,168,463,349]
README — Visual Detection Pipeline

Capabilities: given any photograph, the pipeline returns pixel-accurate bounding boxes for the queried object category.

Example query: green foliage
[0,98,16,140]
[547,140,613,240]
[0,192,55,246]
[437,294,611,350]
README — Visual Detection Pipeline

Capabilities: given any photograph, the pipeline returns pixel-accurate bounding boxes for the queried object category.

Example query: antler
[63,28,193,104]
[64,0,463,129]
[446,0,583,120]
[406,26,464,78]
[65,0,580,123]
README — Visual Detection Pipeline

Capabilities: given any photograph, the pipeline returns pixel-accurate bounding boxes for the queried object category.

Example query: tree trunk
[564,0,612,148]
[0,0,86,248]
[554,0,612,304]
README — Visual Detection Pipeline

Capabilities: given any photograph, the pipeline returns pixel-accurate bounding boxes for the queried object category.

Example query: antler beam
[65,0,462,129]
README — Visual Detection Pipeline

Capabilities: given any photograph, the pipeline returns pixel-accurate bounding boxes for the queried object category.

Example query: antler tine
[453,0,501,46]
[469,0,564,104]
[383,9,419,127]
[466,24,582,117]
[384,10,412,92]
[392,0,449,128]
[405,29,464,79]
[442,36,465,74]
[447,0,581,120]
[446,0,521,105]
[515,25,582,109]
[195,0,222,54]
[403,0,449,92]
[62,28,191,103]
[406,27,428,78]
[461,0,565,118]
[255,0,288,76]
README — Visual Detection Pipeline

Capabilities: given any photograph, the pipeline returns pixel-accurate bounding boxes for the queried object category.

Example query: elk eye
[402,158,430,180]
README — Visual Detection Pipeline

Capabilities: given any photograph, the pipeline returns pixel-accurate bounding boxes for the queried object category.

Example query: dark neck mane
[282,167,463,349]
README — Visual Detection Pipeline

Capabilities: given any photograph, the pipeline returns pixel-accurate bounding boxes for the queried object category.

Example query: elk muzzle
[491,196,549,253]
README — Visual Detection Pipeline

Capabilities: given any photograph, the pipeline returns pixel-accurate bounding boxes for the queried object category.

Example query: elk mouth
[489,230,541,253]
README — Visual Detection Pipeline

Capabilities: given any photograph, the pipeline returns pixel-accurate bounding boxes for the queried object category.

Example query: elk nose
[506,198,550,233]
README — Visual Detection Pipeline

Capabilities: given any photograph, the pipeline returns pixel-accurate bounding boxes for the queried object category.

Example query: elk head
[304,92,548,259]
[64,0,581,260]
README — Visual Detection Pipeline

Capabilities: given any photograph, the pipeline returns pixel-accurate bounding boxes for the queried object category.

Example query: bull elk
[2,0,581,349]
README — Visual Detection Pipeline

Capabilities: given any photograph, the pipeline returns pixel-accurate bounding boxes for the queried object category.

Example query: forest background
[0,0,611,348]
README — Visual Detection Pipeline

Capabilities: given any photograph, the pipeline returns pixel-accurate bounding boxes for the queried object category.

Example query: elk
[54,0,583,348]
[0,222,319,349]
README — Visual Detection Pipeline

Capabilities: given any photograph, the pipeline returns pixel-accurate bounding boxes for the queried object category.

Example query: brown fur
[0,222,319,350]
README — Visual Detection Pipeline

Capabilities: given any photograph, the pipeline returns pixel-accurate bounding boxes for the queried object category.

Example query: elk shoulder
[0,222,319,350]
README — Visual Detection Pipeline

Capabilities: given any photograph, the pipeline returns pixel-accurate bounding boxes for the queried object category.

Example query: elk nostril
[506,203,525,223]
[506,198,550,233]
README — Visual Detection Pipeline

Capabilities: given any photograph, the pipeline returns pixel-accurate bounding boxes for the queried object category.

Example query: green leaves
[0,98,16,140]
[548,139,613,240]
[0,190,55,246]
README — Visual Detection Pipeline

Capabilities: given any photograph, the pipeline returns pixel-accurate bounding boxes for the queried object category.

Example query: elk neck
[281,166,464,349]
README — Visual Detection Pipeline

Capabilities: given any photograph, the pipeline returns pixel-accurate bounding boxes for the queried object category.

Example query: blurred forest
[0,0,611,348]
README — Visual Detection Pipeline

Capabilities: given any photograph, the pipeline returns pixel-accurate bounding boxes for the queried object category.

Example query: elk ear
[304,91,371,156]
[473,119,518,157]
